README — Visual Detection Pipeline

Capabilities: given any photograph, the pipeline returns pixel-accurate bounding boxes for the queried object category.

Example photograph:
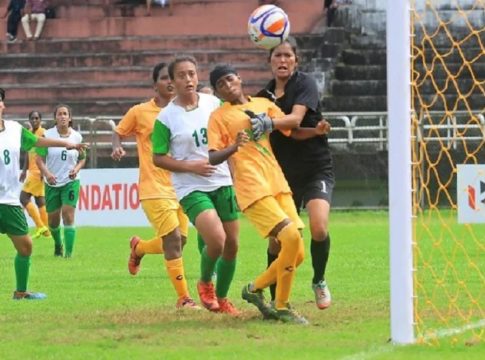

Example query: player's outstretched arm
[36,137,88,151]
[290,120,331,140]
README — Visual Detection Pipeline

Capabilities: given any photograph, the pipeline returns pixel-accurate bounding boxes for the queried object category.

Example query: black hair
[152,62,167,83]
[209,63,238,89]
[54,104,73,128]
[0,87,5,101]
[268,36,299,60]
[168,55,198,80]
[28,110,42,120]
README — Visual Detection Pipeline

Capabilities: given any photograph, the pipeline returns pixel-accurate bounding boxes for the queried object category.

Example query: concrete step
[322,95,387,112]
[0,49,270,68]
[323,94,484,112]
[331,78,482,97]
[0,64,271,84]
[3,35,260,54]
[334,65,386,81]
[331,80,387,96]
[417,47,484,64]
[413,29,485,48]
[341,47,484,66]
[341,49,387,65]
[335,62,485,81]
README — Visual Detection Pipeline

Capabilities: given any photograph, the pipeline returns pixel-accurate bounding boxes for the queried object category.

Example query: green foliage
[0,211,482,359]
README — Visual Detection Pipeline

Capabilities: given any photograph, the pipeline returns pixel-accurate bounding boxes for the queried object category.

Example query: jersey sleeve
[151,120,171,155]
[36,146,47,157]
[115,106,138,137]
[20,127,38,152]
[207,112,228,151]
[294,74,320,112]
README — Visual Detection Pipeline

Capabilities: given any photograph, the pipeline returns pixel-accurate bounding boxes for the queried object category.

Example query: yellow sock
[38,206,48,227]
[135,237,163,257]
[25,202,43,228]
[165,257,189,299]
[254,260,278,290]
[274,222,304,309]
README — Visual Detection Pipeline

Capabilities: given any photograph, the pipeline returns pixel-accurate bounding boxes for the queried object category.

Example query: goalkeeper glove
[244,110,274,141]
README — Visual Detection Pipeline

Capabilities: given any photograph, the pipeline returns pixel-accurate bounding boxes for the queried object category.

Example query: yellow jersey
[115,98,176,200]
[208,97,291,211]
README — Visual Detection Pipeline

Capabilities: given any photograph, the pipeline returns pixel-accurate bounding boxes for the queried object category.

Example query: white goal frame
[387,0,414,344]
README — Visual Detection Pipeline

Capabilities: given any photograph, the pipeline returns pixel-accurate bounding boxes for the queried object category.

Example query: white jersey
[155,93,232,201]
[0,121,37,205]
[40,127,83,187]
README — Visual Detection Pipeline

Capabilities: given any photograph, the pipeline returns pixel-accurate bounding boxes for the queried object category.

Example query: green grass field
[0,211,483,359]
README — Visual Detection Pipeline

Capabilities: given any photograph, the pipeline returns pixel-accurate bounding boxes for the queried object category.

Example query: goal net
[410,0,484,344]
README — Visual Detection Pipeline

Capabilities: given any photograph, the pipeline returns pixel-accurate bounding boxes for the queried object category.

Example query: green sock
[215,257,236,299]
[197,233,205,255]
[50,226,62,246]
[14,254,31,292]
[200,247,218,283]
[64,226,76,256]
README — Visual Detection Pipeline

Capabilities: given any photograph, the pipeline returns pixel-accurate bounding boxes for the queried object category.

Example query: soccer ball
[247,4,290,50]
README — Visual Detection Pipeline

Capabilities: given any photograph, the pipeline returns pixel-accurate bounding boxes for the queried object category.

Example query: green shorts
[0,204,29,236]
[180,185,239,225]
[45,180,80,213]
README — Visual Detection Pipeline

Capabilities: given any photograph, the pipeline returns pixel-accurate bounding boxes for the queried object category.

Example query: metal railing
[6,110,484,168]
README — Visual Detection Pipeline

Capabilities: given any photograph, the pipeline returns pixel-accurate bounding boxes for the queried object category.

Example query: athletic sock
[25,202,43,228]
[274,223,304,309]
[267,249,278,301]
[136,237,163,256]
[38,206,48,227]
[165,257,189,298]
[14,254,31,292]
[197,233,205,255]
[50,226,62,246]
[311,235,331,284]
[200,247,218,283]
[64,226,76,256]
[215,257,236,298]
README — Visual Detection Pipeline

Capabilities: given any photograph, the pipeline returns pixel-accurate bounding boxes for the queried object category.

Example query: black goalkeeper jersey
[259,70,333,185]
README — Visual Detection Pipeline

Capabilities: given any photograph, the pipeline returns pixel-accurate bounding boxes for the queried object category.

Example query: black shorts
[290,173,335,212]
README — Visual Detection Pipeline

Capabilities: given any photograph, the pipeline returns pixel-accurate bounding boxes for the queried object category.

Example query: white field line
[340,319,485,360]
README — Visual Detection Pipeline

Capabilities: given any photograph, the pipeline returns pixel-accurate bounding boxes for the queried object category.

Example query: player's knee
[223,236,239,259]
[277,222,303,253]
[20,193,30,207]
[311,228,328,242]
[267,236,280,255]
[34,197,45,207]
[16,238,32,256]
[180,235,187,248]
[163,232,182,260]
[206,237,224,257]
